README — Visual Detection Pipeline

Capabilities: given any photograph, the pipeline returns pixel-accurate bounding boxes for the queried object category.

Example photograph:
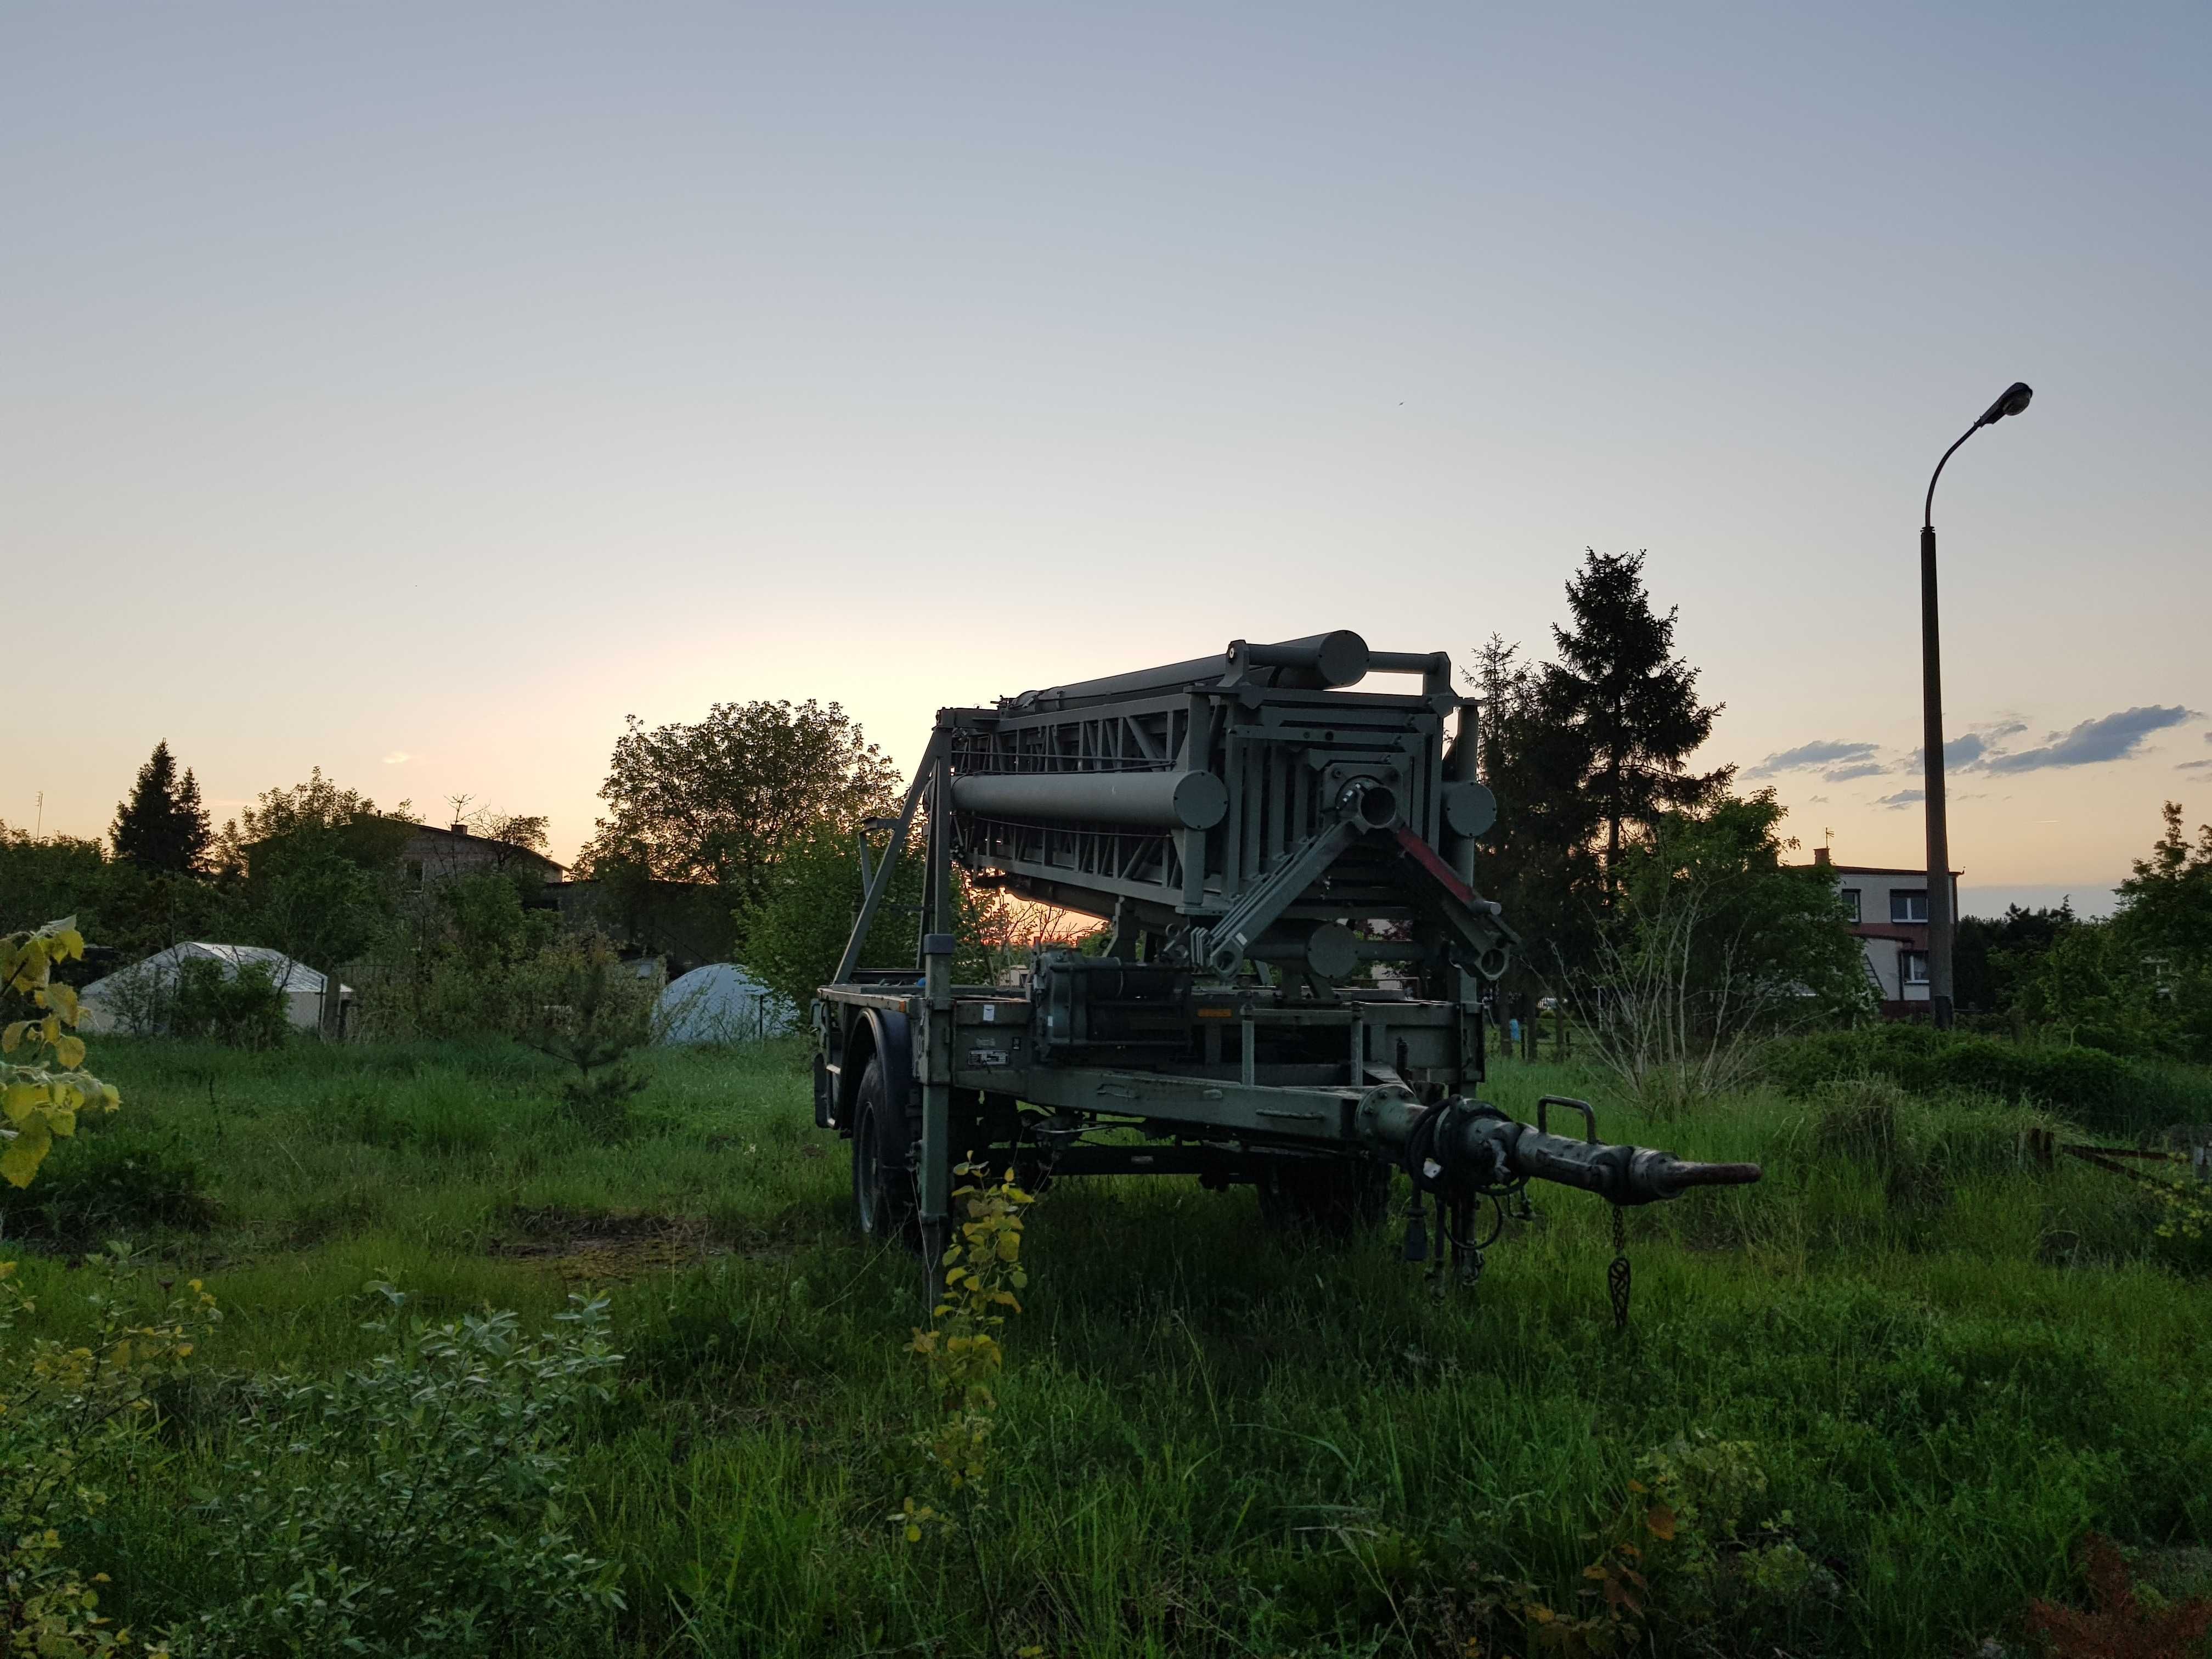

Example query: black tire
[851,1057,919,1251]
[1255,1155,1393,1238]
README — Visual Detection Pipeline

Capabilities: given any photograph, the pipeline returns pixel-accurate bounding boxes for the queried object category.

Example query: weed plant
[8,1036,2205,1657]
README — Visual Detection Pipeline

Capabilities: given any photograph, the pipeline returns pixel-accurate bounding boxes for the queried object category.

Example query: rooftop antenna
[35,792,42,837]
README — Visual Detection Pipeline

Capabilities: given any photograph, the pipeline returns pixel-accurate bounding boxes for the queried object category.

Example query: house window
[1891,889,1929,923]
[1901,950,1929,985]
[1839,888,1861,923]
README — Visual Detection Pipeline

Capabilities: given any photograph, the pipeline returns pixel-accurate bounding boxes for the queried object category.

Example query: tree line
[1951,808,2212,1062]
[0,754,571,1042]
[10,550,2204,1068]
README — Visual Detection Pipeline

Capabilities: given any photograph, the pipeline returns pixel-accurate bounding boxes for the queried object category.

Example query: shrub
[170,959,289,1049]
[0,1247,219,1657]
[0,1134,215,1250]
[1760,1024,2199,1134]
[1807,1076,2045,1214]
[2027,1533,2212,1659]
[170,1288,624,1657]
[1470,1431,1835,1656]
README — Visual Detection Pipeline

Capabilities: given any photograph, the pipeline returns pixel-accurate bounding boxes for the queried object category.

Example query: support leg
[919,927,956,1302]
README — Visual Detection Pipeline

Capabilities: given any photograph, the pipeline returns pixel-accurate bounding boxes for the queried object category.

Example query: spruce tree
[111,741,213,875]
[1538,550,1731,905]
[173,766,213,874]
[1465,631,1604,983]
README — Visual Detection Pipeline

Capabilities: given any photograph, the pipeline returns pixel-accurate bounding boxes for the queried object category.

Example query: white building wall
[1832,868,1953,1006]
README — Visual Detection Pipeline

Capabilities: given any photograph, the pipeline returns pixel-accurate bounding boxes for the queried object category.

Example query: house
[1808,847,1961,1018]
[398,821,566,893]
[545,876,735,977]
[242,817,566,893]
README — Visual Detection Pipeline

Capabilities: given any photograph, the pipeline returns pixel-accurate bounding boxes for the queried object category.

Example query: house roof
[241,815,564,873]
[399,820,567,871]
[1803,864,1961,878]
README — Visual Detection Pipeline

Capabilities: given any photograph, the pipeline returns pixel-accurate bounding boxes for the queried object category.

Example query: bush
[1760,1024,2204,1134]
[169,1289,624,1657]
[511,933,656,1140]
[0,1133,215,1249]
[1807,1076,2046,1212]
[0,1248,218,1657]
[171,958,289,1048]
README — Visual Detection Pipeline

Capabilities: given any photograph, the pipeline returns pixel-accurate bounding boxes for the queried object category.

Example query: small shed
[653,963,795,1045]
[77,944,348,1036]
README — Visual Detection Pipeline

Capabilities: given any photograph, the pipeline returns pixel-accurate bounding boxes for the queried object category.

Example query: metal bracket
[1188,817,1359,978]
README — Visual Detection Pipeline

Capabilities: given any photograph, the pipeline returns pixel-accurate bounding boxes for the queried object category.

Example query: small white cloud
[1872,789,1925,810]
[382,752,413,765]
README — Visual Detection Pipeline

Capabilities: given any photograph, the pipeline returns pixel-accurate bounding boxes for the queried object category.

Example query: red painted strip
[1393,826,1480,908]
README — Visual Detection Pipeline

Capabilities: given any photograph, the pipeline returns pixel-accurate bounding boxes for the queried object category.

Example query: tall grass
[6,1036,2205,1656]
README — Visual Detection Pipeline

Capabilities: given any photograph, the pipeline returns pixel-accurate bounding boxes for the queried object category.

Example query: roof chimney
[1813,845,1831,867]
[450,821,469,836]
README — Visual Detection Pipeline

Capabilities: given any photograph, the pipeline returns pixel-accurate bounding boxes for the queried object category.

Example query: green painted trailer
[811,631,1756,1300]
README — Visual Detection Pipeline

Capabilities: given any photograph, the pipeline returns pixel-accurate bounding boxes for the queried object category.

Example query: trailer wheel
[1256,1156,1393,1237]
[851,1058,919,1250]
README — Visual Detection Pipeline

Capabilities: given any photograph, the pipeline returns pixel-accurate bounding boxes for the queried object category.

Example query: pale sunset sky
[6,5,2208,917]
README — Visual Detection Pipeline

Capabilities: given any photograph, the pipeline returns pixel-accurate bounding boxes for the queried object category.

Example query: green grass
[12,1036,2210,1657]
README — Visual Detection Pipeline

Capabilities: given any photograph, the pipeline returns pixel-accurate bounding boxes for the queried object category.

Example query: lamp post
[1920,380,2033,1029]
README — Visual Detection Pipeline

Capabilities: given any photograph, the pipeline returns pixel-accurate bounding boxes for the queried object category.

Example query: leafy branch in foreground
[894,1161,1035,1545]
[2,917,121,1187]
[0,1250,220,1657]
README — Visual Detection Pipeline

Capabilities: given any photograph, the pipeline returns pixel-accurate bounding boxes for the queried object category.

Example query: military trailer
[811,631,1757,1298]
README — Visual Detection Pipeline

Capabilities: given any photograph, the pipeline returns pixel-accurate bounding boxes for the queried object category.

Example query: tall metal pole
[1918,381,2033,1031]
[1918,517,1955,1029]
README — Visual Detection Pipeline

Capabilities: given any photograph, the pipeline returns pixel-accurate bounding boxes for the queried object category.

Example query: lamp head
[1978,381,2034,426]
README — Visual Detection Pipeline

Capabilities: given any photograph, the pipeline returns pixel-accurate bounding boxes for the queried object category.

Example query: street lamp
[1920,380,2033,1029]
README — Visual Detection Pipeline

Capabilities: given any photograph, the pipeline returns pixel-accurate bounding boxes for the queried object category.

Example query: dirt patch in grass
[492,1204,728,1281]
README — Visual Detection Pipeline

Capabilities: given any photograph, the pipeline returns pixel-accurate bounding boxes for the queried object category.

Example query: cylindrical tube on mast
[950,768,1230,830]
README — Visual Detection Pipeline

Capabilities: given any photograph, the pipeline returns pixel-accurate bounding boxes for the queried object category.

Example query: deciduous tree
[577,701,901,922]
[736,817,1011,1006]
[1575,791,1868,1111]
[2117,801,2212,964]
[215,770,417,997]
[213,766,416,878]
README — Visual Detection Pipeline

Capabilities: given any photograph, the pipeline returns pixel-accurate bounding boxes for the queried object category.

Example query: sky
[6,3,2209,919]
